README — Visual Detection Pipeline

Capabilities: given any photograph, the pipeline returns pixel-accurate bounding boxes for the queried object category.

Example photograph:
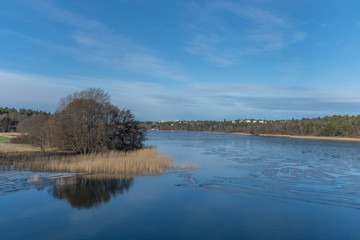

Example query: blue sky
[1,0,360,120]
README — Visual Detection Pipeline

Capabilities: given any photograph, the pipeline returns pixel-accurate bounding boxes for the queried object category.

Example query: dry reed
[0,143,59,153]
[0,132,21,139]
[9,148,198,176]
[30,174,41,183]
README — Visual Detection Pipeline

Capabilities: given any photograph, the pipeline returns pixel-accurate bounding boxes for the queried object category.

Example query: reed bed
[7,148,198,176]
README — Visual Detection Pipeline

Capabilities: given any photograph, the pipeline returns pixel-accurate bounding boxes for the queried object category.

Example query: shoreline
[233,133,360,142]
[150,130,360,142]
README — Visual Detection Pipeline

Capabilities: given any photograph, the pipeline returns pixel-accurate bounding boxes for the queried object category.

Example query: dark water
[1,132,360,239]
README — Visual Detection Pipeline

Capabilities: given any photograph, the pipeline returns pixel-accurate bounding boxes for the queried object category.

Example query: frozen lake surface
[1,131,360,239]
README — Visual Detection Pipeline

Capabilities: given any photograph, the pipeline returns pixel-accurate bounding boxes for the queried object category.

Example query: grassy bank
[233,133,360,142]
[0,148,198,176]
[0,136,10,143]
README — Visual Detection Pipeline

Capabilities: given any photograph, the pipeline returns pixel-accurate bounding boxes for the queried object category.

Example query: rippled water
[168,132,360,209]
[1,132,360,239]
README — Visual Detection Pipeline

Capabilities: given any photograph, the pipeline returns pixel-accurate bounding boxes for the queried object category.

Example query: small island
[0,88,195,176]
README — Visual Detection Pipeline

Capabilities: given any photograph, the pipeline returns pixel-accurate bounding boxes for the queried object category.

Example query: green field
[0,136,10,143]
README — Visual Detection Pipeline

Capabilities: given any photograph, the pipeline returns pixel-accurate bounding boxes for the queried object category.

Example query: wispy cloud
[184,0,306,66]
[32,1,109,33]
[0,69,167,118]
[185,34,236,67]
[0,70,79,110]
[1,69,360,120]
[211,95,360,113]
[7,0,185,80]
[0,69,187,119]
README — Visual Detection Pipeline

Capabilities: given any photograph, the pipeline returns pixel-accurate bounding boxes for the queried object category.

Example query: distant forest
[3,107,360,138]
[142,115,360,138]
[0,107,49,132]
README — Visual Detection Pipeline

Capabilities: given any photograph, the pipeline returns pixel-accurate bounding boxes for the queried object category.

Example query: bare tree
[53,88,145,153]
[28,115,50,152]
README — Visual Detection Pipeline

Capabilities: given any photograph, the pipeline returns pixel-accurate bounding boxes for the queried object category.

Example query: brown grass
[0,132,21,138]
[0,143,60,153]
[6,148,198,176]
[30,174,41,183]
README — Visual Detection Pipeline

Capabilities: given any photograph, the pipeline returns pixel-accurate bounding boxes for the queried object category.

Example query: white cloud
[9,0,185,80]
[185,34,236,66]
[0,69,183,119]
[1,69,360,120]
[0,70,79,110]
[184,0,306,66]
[217,1,289,28]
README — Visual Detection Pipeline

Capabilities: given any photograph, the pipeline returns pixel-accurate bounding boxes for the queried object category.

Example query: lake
[1,131,360,239]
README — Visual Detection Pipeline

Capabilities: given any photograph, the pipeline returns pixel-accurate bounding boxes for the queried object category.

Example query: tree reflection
[50,175,133,209]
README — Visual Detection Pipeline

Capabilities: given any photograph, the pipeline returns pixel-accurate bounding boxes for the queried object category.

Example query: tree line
[0,107,49,132]
[6,88,145,153]
[142,115,360,137]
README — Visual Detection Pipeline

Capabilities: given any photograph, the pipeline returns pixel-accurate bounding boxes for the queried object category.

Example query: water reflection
[50,175,133,209]
[0,170,76,196]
